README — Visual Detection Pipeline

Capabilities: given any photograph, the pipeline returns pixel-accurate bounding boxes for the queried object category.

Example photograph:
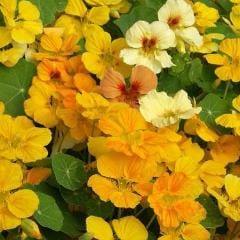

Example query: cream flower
[158,0,203,52]
[139,90,201,128]
[120,20,176,73]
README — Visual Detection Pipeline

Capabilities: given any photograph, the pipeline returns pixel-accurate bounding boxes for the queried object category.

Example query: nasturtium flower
[76,92,110,120]
[216,95,240,135]
[26,167,52,185]
[0,160,23,192]
[190,33,224,54]
[158,0,203,52]
[58,0,110,38]
[24,79,60,128]
[159,223,210,240]
[0,189,39,231]
[148,173,205,228]
[139,90,201,128]
[210,135,240,166]
[84,0,131,17]
[0,114,52,162]
[205,38,240,82]
[230,4,240,31]
[200,160,226,188]
[184,116,219,142]
[0,42,27,67]
[120,20,176,74]
[0,0,43,44]
[208,174,240,221]
[100,65,157,107]
[33,28,80,61]
[193,2,219,33]
[82,27,131,79]
[86,215,148,240]
[0,102,4,114]
[88,152,155,208]
[98,107,182,161]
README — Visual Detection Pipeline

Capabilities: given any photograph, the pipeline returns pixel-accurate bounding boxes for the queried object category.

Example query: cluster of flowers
[0,0,240,239]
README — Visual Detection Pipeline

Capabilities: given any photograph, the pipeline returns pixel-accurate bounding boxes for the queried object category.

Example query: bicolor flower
[120,20,176,73]
[158,0,203,52]
[100,65,157,107]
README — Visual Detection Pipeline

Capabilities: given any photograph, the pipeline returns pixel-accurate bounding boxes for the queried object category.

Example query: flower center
[141,37,158,52]
[232,57,240,67]
[168,16,181,28]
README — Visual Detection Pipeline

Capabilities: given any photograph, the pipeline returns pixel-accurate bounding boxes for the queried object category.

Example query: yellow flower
[86,215,148,240]
[0,114,52,162]
[88,152,154,208]
[205,38,240,82]
[184,116,219,142]
[0,42,27,67]
[230,4,240,31]
[190,33,224,54]
[0,189,39,231]
[82,27,131,79]
[0,102,5,114]
[33,28,80,61]
[76,92,110,120]
[84,0,131,17]
[0,0,43,44]
[56,0,109,39]
[216,95,240,135]
[24,78,60,128]
[0,160,23,192]
[210,135,240,166]
[193,2,219,33]
[208,174,240,221]
[158,223,210,240]
[200,160,226,188]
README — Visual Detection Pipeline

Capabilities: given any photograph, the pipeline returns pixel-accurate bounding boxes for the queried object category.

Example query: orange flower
[100,65,157,107]
[98,107,182,160]
[148,173,205,228]
[33,28,80,61]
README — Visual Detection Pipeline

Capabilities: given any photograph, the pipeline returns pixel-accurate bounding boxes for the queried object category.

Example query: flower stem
[146,215,156,230]
[135,207,146,217]
[223,81,230,99]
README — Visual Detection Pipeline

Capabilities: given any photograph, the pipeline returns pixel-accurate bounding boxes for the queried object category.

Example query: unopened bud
[21,219,42,239]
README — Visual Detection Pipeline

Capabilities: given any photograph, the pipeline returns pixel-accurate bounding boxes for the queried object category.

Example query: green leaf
[60,187,89,205]
[144,0,165,9]
[188,58,203,83]
[28,0,67,25]
[34,192,64,231]
[114,5,158,34]
[197,194,225,228]
[199,94,230,130]
[52,153,87,191]
[85,198,114,218]
[0,59,36,116]
[60,209,82,237]
[206,21,237,38]
[158,71,182,94]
